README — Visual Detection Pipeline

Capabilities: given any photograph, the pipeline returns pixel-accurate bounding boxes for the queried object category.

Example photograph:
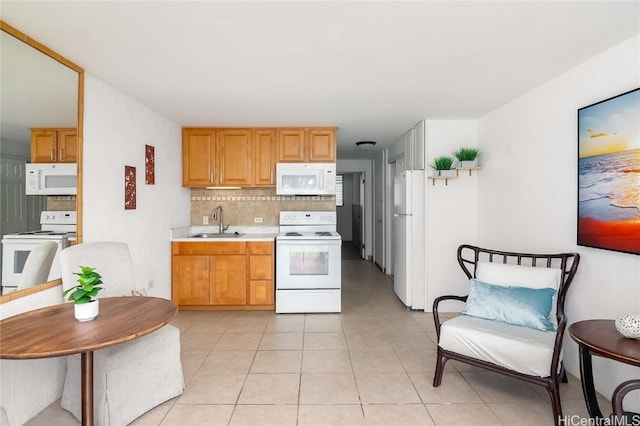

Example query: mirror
[0,22,83,300]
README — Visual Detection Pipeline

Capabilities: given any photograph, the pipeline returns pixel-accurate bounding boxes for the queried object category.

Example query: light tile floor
[27,256,610,425]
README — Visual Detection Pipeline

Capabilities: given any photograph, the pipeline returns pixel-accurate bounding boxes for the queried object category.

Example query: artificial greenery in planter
[453,147,480,167]
[431,156,456,176]
[62,266,103,321]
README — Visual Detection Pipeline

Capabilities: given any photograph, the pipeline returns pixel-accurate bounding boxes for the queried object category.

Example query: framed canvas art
[577,87,640,255]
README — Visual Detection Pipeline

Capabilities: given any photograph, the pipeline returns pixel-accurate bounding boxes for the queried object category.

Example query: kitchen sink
[189,232,244,239]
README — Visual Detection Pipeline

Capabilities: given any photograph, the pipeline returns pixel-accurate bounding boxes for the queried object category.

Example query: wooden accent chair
[433,244,580,426]
[59,242,184,425]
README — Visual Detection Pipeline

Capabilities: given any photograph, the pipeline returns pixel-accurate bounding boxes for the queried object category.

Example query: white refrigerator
[392,166,425,310]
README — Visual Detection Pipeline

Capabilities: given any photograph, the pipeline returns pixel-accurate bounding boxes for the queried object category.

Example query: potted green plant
[453,147,480,168]
[431,155,456,177]
[62,265,103,321]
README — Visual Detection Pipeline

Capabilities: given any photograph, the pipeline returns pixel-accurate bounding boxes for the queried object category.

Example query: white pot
[615,313,640,339]
[458,160,477,168]
[436,170,456,177]
[74,299,99,322]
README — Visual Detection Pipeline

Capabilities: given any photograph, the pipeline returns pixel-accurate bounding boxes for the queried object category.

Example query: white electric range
[1,211,76,293]
[275,211,342,313]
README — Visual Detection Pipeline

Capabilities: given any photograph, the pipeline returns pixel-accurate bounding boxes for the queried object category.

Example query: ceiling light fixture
[355,140,377,151]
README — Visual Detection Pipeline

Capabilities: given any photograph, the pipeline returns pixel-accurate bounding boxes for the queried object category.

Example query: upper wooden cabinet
[216,129,252,186]
[182,128,252,187]
[182,128,216,186]
[277,128,336,163]
[31,128,78,163]
[183,126,336,187]
[253,129,277,187]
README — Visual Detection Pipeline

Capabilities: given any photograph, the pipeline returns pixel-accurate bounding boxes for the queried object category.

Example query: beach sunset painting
[578,88,640,255]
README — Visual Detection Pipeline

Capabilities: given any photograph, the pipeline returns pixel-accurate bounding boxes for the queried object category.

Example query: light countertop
[170,225,278,242]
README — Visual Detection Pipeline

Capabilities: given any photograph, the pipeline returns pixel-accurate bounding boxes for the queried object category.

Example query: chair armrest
[433,295,468,341]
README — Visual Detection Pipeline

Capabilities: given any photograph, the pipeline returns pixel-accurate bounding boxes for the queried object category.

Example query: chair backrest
[457,244,580,322]
[17,241,58,290]
[60,241,136,297]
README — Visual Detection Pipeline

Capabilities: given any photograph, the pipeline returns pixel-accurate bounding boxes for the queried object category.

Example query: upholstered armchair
[16,241,58,290]
[433,244,580,426]
[59,241,184,425]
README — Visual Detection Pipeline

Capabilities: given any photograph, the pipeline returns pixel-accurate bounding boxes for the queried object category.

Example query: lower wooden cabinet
[172,241,274,310]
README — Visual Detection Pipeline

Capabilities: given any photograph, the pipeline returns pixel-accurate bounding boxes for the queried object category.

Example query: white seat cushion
[439,315,557,377]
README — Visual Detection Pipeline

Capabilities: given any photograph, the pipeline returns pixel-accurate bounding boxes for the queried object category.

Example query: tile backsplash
[46,196,76,211]
[191,188,335,226]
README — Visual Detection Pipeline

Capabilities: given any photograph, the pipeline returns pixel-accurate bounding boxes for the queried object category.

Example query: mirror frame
[0,20,84,303]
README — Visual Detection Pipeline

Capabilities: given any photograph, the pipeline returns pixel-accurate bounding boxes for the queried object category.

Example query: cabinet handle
[50,148,55,161]
[210,172,213,183]
[270,171,273,183]
[220,171,223,183]
[59,148,64,161]
[204,258,208,270]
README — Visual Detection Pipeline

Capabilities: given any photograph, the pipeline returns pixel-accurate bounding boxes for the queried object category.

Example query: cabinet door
[253,129,276,186]
[58,129,78,163]
[308,129,336,162]
[249,281,274,305]
[216,129,252,186]
[211,255,247,305]
[172,255,210,305]
[31,130,57,163]
[182,129,215,187]
[412,121,425,170]
[249,254,273,280]
[277,129,306,162]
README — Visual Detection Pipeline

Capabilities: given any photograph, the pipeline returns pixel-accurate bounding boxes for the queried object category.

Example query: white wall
[424,120,479,310]
[477,35,640,409]
[337,159,373,260]
[82,74,190,298]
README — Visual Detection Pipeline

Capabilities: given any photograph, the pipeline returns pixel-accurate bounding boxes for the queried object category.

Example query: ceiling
[1,1,638,158]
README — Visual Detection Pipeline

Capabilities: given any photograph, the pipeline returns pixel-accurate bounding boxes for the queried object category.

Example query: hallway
[29,257,604,425]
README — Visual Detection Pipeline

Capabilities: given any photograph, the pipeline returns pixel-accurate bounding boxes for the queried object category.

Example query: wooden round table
[569,319,640,419]
[0,296,177,426]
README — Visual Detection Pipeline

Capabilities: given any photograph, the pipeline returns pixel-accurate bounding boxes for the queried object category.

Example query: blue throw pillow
[461,279,557,332]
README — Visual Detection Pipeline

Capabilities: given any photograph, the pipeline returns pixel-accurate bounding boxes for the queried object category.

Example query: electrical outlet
[202,215,209,225]
[253,217,263,224]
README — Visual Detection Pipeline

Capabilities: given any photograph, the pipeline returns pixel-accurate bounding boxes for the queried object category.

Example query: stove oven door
[276,239,341,289]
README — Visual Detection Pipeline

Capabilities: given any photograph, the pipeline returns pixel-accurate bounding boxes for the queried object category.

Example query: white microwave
[276,163,336,195]
[25,163,77,195]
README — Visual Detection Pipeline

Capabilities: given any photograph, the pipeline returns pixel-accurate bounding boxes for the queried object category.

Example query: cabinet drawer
[248,241,273,255]
[172,241,246,255]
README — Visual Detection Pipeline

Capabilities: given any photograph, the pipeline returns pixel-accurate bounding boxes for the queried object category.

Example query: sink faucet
[212,205,228,234]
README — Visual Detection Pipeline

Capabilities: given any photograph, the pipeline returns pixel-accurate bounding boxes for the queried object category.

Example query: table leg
[578,344,604,419]
[81,351,93,426]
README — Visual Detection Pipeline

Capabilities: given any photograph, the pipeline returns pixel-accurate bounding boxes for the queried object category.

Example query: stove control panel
[280,211,337,226]
[40,210,77,225]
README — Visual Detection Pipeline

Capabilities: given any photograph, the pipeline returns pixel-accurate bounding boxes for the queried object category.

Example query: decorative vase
[74,299,99,322]
[459,160,477,168]
[615,313,640,338]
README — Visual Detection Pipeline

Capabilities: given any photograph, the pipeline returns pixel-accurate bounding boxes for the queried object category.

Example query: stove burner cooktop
[285,232,303,236]
[18,231,66,236]
[315,232,333,236]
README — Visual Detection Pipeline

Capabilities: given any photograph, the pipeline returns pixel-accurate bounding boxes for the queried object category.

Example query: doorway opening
[336,172,364,260]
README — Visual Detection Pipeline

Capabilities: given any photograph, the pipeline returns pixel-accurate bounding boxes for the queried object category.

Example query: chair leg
[547,384,563,426]
[433,349,446,387]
